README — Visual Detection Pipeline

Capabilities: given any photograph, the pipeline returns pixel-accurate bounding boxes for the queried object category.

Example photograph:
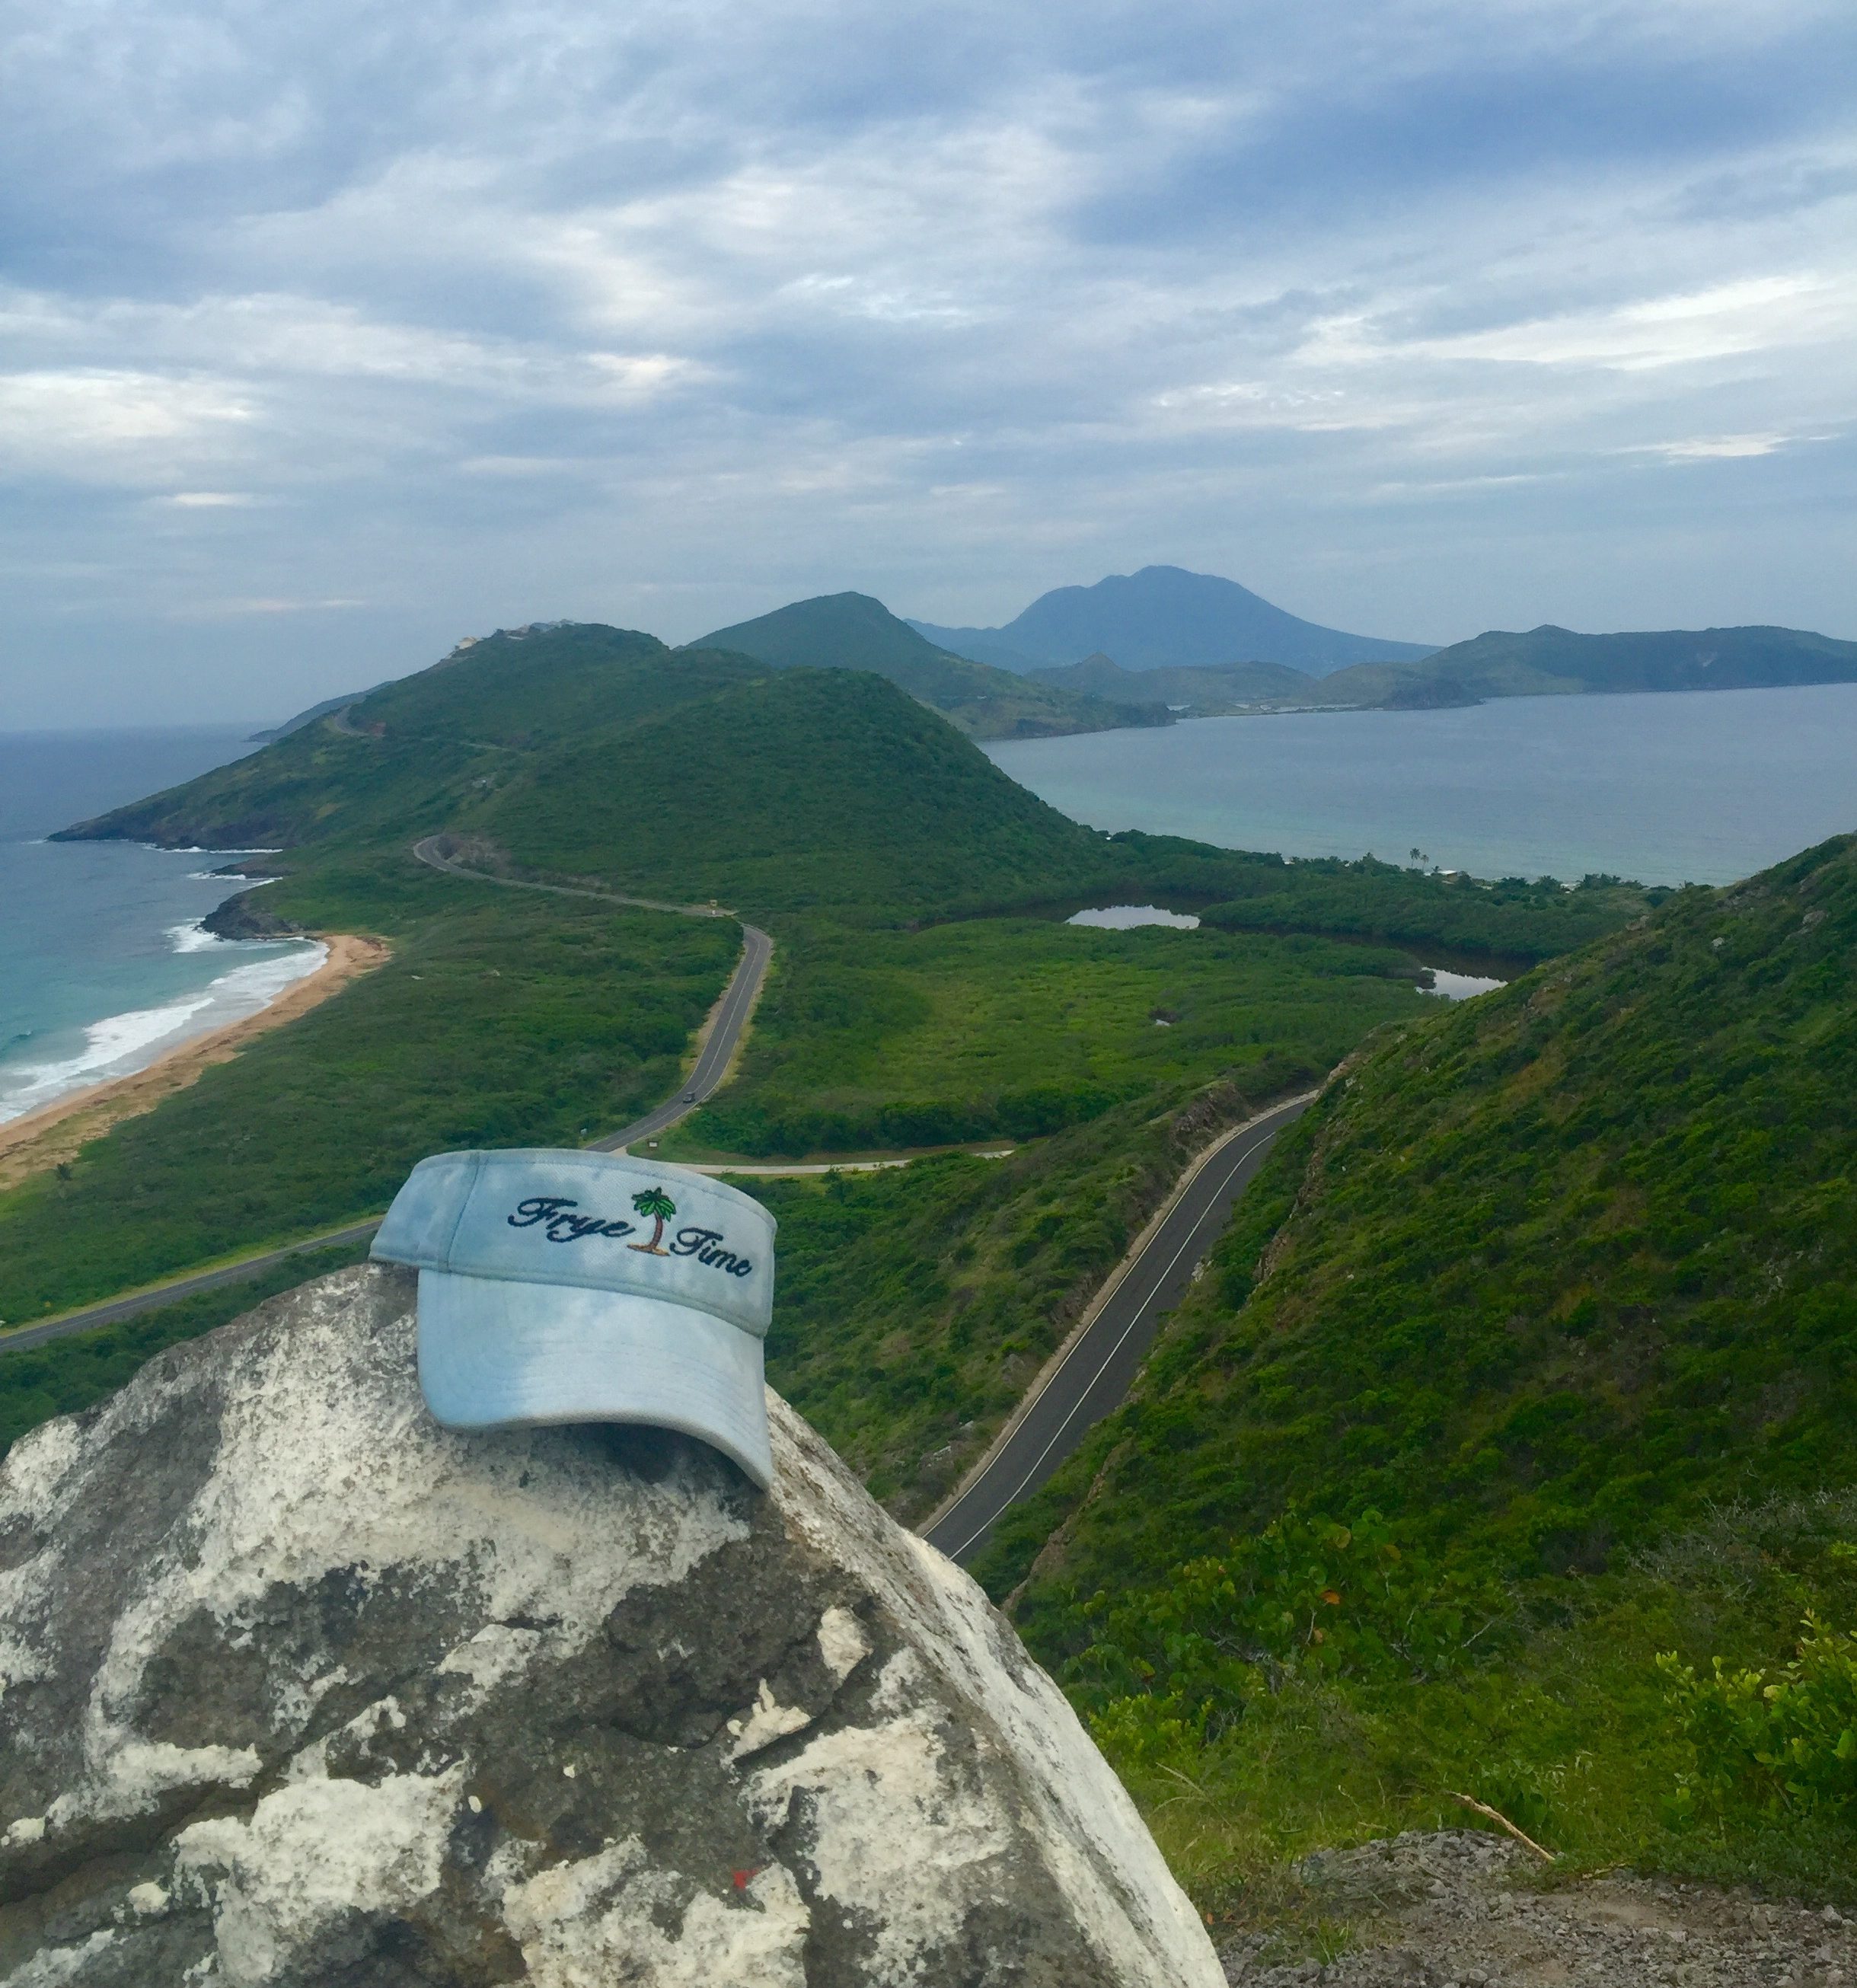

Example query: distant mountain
[694,592,1169,741]
[1027,651,1345,713]
[911,566,1436,675]
[1324,624,1857,707]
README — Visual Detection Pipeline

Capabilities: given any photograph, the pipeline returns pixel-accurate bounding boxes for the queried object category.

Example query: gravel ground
[1220,1830,1855,1986]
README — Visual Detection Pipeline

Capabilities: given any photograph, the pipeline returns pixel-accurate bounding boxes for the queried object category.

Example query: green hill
[983,830,1857,1900]
[58,623,1124,918]
[474,665,1122,915]
[1326,623,1857,707]
[694,592,1169,739]
[59,626,764,853]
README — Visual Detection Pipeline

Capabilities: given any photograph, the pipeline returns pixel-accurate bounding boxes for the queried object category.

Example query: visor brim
[415,1268,773,1490]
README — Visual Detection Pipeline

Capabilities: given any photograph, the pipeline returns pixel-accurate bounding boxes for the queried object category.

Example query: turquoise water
[987,683,1857,887]
[0,729,324,1125]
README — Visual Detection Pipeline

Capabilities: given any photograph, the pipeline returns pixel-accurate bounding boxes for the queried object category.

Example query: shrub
[1661,1610,1857,1823]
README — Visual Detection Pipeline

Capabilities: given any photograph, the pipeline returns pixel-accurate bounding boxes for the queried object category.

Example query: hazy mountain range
[253,567,1857,745]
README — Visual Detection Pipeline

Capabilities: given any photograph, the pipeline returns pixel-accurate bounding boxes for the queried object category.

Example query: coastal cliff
[0,1263,1220,1986]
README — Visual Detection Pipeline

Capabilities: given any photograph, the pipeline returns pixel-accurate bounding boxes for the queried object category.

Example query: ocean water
[0,728,325,1125]
[987,682,1857,887]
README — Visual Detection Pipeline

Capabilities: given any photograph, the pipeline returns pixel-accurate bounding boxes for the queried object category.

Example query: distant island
[909,563,1857,716]
[909,563,1437,673]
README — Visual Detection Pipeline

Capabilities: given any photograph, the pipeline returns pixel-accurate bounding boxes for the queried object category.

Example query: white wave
[168,881,282,949]
[0,940,326,1125]
[167,921,225,953]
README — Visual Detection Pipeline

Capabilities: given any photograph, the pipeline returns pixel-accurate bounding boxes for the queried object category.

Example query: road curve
[2,847,774,1354]
[407,838,774,1154]
[920,1093,1313,1565]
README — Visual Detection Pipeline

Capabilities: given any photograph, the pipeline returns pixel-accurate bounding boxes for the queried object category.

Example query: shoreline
[0,934,389,1192]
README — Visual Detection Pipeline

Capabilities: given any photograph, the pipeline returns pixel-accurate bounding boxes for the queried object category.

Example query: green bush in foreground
[1661,1610,1857,1824]
[1082,1498,1857,1914]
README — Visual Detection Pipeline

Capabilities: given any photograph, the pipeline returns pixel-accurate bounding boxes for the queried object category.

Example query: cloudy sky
[4,0,1855,726]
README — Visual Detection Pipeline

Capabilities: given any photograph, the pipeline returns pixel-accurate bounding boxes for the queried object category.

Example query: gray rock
[0,1263,1220,1986]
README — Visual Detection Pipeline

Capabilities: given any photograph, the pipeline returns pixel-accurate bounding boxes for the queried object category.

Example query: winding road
[7,843,1314,1568]
[921,1092,1312,1564]
[1,844,774,1352]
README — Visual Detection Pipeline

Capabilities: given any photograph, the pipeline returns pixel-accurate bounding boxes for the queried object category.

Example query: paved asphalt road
[921,1093,1313,1565]
[1,847,773,1354]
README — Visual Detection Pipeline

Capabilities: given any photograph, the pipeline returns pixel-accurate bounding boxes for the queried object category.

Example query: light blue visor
[371,1150,777,1487]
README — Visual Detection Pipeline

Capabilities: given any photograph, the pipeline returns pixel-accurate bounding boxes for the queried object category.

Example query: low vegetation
[1194,849,1658,964]
[987,831,1857,1903]
[1081,1493,1857,1916]
[671,916,1427,1159]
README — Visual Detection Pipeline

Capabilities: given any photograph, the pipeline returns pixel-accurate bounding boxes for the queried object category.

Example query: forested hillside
[985,831,1857,1901]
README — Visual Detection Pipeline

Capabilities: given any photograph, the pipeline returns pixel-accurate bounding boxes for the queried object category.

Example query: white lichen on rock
[0,1262,1220,1986]
[174,1766,467,1983]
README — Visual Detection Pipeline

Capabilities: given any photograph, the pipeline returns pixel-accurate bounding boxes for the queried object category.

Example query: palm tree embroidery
[629,1185,677,1256]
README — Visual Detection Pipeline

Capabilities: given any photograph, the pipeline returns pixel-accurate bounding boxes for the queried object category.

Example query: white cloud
[3,0,1856,720]
[1390,275,1851,372]
[1628,432,1795,460]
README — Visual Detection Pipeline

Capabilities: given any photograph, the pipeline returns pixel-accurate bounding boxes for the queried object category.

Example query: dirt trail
[1223,1831,1852,1986]
[0,935,388,1191]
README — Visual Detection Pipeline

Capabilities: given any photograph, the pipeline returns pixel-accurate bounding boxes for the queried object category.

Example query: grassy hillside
[984,831,1857,1904]
[477,668,1125,916]
[696,592,1167,739]
[60,627,765,852]
[0,874,738,1323]
[1326,623,1857,707]
[665,915,1430,1158]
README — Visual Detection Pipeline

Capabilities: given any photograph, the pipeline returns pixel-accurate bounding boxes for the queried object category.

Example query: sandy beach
[0,934,389,1192]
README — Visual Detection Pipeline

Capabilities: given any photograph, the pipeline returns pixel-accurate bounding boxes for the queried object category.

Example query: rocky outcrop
[0,1265,1219,1986]
[200,889,306,942]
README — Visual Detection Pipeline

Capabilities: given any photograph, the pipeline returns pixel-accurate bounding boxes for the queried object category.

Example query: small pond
[1422,968,1507,1001]
[1065,905,1201,930]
